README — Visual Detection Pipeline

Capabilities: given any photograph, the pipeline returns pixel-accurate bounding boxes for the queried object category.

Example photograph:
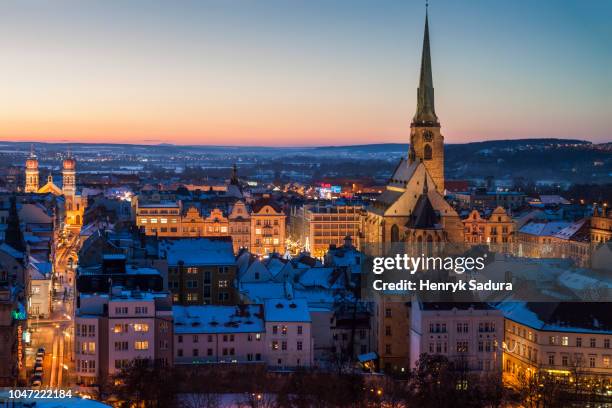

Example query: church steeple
[412,7,439,127]
[408,5,445,195]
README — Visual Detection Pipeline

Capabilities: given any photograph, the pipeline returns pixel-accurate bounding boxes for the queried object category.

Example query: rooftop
[264,298,311,323]
[159,238,235,266]
[173,304,264,334]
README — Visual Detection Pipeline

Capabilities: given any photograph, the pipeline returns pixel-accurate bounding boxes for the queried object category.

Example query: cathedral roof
[388,158,419,189]
[406,194,440,229]
[405,177,441,229]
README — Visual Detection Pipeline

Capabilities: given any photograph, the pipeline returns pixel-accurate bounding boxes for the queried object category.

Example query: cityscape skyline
[1,0,611,146]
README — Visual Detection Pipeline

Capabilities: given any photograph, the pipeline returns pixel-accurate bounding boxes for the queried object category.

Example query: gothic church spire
[412,7,439,127]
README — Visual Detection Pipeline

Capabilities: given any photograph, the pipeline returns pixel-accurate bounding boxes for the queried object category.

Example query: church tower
[25,147,39,193]
[62,154,76,198]
[408,9,445,194]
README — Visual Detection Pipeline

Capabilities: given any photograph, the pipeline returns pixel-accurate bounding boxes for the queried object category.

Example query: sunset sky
[0,0,610,146]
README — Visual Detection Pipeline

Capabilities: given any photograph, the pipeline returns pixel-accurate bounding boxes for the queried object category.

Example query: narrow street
[26,228,80,389]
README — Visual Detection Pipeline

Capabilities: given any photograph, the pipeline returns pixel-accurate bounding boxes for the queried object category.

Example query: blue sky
[0,0,610,145]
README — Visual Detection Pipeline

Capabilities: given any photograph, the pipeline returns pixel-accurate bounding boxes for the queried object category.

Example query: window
[281,341,287,351]
[218,280,228,288]
[590,338,596,348]
[133,323,149,332]
[177,349,183,357]
[423,144,432,160]
[297,341,303,351]
[193,349,199,357]
[385,326,392,336]
[456,341,468,353]
[548,354,555,365]
[605,339,610,349]
[385,308,392,318]
[193,335,199,343]
[589,356,596,368]
[297,326,303,335]
[135,306,148,315]
[604,356,610,367]
[178,335,183,343]
[115,307,128,315]
[281,326,288,336]
[561,336,569,346]
[549,336,557,345]
[135,341,149,350]
[562,355,569,366]
[272,326,278,335]
[576,337,582,347]
[187,293,199,302]
[114,359,129,369]
[114,324,129,333]
[385,344,392,354]
[207,348,213,356]
[272,341,279,350]
[114,341,128,351]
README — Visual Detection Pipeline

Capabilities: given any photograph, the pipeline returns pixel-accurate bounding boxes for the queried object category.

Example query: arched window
[391,224,400,243]
[424,144,433,160]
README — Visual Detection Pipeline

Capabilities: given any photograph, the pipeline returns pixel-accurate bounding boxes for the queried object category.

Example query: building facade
[462,207,514,245]
[250,198,286,256]
[410,301,504,374]
[173,305,265,365]
[75,288,173,386]
[159,238,238,305]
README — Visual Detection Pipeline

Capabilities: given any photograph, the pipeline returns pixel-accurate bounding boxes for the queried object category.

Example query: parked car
[31,375,42,387]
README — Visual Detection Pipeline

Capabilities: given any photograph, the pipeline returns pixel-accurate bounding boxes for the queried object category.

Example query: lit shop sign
[12,308,27,320]
[17,325,23,369]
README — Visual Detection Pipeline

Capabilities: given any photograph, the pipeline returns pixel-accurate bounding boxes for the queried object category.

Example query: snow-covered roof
[159,238,235,266]
[173,304,264,334]
[551,219,586,240]
[519,221,571,236]
[298,267,338,289]
[240,281,292,303]
[264,298,311,323]
[498,302,612,334]
[0,242,24,259]
[539,195,571,205]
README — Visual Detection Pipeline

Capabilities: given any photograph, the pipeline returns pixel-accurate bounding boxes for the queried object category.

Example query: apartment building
[250,198,286,256]
[373,293,411,374]
[134,200,182,236]
[74,288,173,386]
[264,298,312,368]
[134,197,259,254]
[228,200,251,253]
[291,204,362,258]
[159,238,237,305]
[173,304,265,365]
[501,302,612,380]
[410,301,504,373]
[462,207,514,245]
